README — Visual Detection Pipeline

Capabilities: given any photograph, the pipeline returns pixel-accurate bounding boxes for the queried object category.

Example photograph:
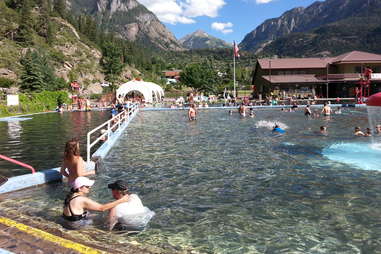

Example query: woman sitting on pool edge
[62,177,129,230]
[60,138,95,187]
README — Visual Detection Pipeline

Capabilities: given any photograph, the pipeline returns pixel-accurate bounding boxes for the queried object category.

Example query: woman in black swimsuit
[62,176,129,229]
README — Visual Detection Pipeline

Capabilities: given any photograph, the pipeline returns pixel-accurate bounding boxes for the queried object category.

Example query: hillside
[239,0,381,55]
[0,1,103,87]
[68,0,184,51]
[180,30,230,50]
[260,16,381,57]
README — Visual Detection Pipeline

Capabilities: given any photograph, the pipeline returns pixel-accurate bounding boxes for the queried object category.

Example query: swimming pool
[0,111,110,177]
[1,108,381,253]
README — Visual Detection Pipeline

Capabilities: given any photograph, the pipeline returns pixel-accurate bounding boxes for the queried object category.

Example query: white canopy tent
[116,80,164,103]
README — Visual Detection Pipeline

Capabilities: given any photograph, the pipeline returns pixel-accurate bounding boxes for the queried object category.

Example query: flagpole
[233,46,236,99]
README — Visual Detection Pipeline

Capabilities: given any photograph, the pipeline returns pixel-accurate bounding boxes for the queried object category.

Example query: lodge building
[252,51,381,99]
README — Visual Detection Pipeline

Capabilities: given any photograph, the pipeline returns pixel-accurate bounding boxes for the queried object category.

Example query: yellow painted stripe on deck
[0,217,105,254]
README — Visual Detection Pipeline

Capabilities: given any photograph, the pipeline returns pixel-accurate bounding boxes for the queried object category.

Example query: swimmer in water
[188,104,197,121]
[321,102,332,116]
[376,125,381,134]
[365,128,372,137]
[354,127,365,136]
[228,110,233,115]
[304,105,312,117]
[238,104,246,117]
[272,124,285,133]
[320,126,328,135]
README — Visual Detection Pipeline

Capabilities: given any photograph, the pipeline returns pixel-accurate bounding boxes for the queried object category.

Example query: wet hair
[114,189,129,196]
[320,126,326,131]
[64,138,80,160]
[355,127,361,131]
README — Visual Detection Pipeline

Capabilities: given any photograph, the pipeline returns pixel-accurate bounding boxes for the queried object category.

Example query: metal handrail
[86,103,139,162]
[0,154,36,173]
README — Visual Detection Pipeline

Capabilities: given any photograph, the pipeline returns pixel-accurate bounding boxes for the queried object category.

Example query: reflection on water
[0,111,110,177]
[1,108,381,253]
[7,121,22,140]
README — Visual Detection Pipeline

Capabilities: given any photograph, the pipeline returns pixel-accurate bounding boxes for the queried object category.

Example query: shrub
[0,77,15,88]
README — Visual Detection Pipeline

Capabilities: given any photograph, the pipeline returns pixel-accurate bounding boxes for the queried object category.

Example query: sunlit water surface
[1,108,381,253]
[0,111,110,176]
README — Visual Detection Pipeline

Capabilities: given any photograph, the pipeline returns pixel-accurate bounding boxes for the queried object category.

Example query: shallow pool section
[0,111,110,177]
[1,108,381,253]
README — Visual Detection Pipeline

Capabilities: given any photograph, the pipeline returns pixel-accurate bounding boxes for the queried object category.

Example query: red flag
[233,41,240,58]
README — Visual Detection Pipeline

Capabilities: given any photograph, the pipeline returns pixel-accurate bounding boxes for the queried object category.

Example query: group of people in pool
[60,138,153,231]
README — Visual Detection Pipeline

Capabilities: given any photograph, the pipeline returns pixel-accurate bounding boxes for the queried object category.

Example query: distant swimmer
[335,107,342,114]
[228,110,233,115]
[320,126,328,135]
[188,104,197,121]
[365,128,372,137]
[354,127,365,136]
[321,103,332,116]
[304,105,312,117]
[238,104,246,117]
[272,124,285,134]
[249,107,255,117]
[376,125,381,134]
[60,138,95,187]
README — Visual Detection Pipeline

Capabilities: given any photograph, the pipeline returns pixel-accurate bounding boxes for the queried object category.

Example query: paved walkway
[0,217,102,253]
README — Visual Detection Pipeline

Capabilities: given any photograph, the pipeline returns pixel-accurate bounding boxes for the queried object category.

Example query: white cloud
[256,0,274,4]
[211,22,233,34]
[138,0,226,24]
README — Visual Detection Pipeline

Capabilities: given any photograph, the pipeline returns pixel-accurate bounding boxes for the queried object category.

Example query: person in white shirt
[107,180,154,231]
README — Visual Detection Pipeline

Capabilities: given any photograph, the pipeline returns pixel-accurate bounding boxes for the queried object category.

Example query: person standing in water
[188,104,197,121]
[304,105,312,117]
[238,104,246,117]
[321,102,332,116]
[60,138,95,187]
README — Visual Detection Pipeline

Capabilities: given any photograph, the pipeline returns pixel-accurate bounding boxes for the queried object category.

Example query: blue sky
[138,0,321,43]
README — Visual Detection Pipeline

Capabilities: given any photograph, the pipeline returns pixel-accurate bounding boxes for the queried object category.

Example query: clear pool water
[0,111,110,177]
[1,108,381,253]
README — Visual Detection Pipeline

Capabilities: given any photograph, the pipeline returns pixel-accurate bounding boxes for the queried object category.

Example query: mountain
[68,0,184,51]
[179,30,230,50]
[240,0,381,55]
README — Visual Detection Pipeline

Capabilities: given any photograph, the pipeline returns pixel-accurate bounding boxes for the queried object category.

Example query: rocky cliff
[69,0,184,51]
[240,0,381,53]
[180,30,230,50]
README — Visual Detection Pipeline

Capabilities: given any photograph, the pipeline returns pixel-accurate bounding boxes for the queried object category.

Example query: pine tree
[16,0,34,45]
[37,0,54,44]
[53,0,66,19]
[20,50,63,92]
[20,50,45,92]
[101,42,125,86]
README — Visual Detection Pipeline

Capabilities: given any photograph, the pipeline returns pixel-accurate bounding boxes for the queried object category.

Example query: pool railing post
[86,132,91,163]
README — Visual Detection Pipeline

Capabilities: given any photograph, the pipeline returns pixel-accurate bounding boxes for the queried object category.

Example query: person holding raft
[62,177,129,230]
[60,138,95,187]
[272,124,285,134]
[107,180,155,231]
